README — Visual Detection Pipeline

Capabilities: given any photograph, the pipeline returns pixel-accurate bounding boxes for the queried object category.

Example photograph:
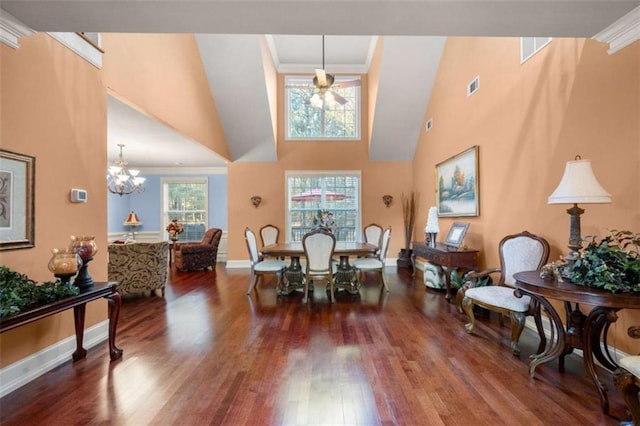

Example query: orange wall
[0,33,109,366]
[413,37,640,352]
[101,33,230,162]
[226,73,414,260]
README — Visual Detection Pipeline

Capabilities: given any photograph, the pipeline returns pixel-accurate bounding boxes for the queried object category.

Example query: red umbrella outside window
[291,189,348,202]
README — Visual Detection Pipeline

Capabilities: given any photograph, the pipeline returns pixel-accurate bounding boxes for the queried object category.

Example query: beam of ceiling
[2,1,637,38]
[369,36,447,162]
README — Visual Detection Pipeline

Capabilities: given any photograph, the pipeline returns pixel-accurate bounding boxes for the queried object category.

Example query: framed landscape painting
[0,150,35,250]
[436,146,479,217]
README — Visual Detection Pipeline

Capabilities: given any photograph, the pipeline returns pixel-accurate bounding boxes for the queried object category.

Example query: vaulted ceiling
[2,0,637,168]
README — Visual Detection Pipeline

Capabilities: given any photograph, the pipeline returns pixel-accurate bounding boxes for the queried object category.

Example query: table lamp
[123,211,142,241]
[548,156,611,254]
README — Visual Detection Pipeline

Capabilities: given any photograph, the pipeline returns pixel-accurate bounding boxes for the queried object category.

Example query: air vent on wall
[467,76,479,96]
[425,119,433,132]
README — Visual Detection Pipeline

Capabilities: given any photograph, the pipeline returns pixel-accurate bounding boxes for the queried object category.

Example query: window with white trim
[286,171,361,242]
[285,76,360,140]
[161,178,208,241]
[521,37,552,63]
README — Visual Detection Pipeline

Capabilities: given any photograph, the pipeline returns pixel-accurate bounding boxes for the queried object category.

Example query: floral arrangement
[166,219,184,240]
[542,229,640,294]
[313,209,336,231]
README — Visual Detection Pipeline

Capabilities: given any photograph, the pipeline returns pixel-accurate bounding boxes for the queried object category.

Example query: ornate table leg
[72,304,88,361]
[583,306,620,414]
[515,289,566,378]
[106,291,123,361]
[280,256,305,295]
[334,255,359,294]
[442,266,453,301]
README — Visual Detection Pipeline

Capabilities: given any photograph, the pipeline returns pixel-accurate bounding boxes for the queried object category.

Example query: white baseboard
[0,320,108,398]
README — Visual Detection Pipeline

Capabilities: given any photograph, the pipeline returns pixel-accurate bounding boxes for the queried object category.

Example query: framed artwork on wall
[0,150,35,251]
[436,146,479,217]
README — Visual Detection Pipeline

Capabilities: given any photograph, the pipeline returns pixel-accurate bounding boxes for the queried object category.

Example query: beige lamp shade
[123,211,142,226]
[548,159,612,204]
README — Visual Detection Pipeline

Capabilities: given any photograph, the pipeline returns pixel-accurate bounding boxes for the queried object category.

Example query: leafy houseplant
[563,230,640,294]
[0,266,79,318]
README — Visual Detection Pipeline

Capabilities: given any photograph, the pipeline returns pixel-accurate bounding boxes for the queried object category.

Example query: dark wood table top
[261,242,377,257]
[514,271,640,309]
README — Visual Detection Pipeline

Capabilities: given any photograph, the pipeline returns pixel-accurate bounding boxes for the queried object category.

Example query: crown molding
[139,166,228,175]
[0,9,34,49]
[593,5,640,54]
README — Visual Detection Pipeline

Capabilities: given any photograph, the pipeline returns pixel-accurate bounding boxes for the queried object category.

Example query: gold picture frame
[436,146,479,217]
[0,150,35,250]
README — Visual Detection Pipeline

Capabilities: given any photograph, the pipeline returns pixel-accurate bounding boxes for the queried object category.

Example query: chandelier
[107,144,145,196]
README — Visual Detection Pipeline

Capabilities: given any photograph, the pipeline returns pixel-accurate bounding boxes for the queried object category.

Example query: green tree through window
[162,179,208,241]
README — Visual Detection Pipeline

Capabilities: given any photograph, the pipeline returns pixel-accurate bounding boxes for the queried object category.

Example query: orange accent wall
[413,37,640,353]
[1,33,109,366]
[226,73,414,260]
[101,33,230,162]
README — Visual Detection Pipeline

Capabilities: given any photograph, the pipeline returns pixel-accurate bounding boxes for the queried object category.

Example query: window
[161,178,208,241]
[285,76,360,140]
[521,37,552,63]
[286,171,361,242]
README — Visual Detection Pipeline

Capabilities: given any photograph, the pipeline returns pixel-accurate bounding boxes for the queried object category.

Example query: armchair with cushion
[108,242,169,297]
[459,231,550,356]
[174,228,222,271]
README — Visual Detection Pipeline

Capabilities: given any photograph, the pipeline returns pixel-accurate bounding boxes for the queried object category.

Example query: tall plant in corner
[398,191,419,267]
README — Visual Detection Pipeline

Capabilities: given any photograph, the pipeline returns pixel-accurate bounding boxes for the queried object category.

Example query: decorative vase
[70,235,98,291]
[170,233,179,242]
[48,248,81,285]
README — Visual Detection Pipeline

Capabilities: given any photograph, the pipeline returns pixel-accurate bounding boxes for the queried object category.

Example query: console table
[411,241,479,301]
[0,282,123,362]
[514,271,640,415]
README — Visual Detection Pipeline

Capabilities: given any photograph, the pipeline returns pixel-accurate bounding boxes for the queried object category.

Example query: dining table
[261,241,378,295]
[513,270,640,416]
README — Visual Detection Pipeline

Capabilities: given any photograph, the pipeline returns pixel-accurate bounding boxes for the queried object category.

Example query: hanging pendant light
[107,144,145,196]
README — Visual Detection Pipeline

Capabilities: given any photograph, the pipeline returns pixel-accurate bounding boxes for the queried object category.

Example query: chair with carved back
[363,223,383,257]
[259,224,281,259]
[613,326,640,425]
[354,226,391,292]
[245,227,287,294]
[460,231,550,356]
[302,227,337,303]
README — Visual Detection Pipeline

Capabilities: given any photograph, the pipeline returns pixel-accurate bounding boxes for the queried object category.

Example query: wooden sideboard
[0,282,123,362]
[411,241,479,301]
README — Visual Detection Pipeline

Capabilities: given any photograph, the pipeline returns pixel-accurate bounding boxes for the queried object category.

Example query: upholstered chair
[245,227,287,294]
[460,231,550,356]
[108,241,169,296]
[259,224,281,260]
[354,226,391,292]
[302,227,337,303]
[174,228,222,271]
[363,223,383,256]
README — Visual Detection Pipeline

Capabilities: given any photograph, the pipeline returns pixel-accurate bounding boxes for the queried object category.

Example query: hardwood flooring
[0,265,631,425]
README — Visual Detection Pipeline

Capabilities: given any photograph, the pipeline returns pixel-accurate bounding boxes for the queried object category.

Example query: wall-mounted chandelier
[107,144,145,196]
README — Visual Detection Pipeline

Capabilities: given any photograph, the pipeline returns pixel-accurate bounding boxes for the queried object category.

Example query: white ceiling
[3,0,637,169]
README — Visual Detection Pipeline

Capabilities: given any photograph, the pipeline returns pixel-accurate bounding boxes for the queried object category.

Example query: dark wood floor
[0,264,631,425]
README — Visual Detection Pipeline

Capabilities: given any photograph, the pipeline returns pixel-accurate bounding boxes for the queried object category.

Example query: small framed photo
[444,222,469,249]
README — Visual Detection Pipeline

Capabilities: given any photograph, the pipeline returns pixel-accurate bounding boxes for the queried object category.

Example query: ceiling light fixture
[107,144,145,196]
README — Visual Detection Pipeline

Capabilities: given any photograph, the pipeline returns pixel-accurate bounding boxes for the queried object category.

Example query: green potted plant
[397,191,418,268]
[563,229,640,294]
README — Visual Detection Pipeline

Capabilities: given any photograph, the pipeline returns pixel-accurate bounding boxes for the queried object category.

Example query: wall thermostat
[70,188,88,203]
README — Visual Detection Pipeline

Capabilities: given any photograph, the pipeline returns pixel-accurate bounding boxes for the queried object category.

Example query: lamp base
[566,203,584,253]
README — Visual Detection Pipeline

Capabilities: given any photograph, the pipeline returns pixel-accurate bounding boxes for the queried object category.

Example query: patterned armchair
[108,242,169,297]
[174,228,222,271]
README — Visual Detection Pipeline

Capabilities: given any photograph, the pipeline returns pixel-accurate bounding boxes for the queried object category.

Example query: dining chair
[614,326,640,425]
[460,231,550,356]
[259,224,282,259]
[302,227,337,303]
[363,223,383,256]
[354,226,391,292]
[245,227,287,294]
